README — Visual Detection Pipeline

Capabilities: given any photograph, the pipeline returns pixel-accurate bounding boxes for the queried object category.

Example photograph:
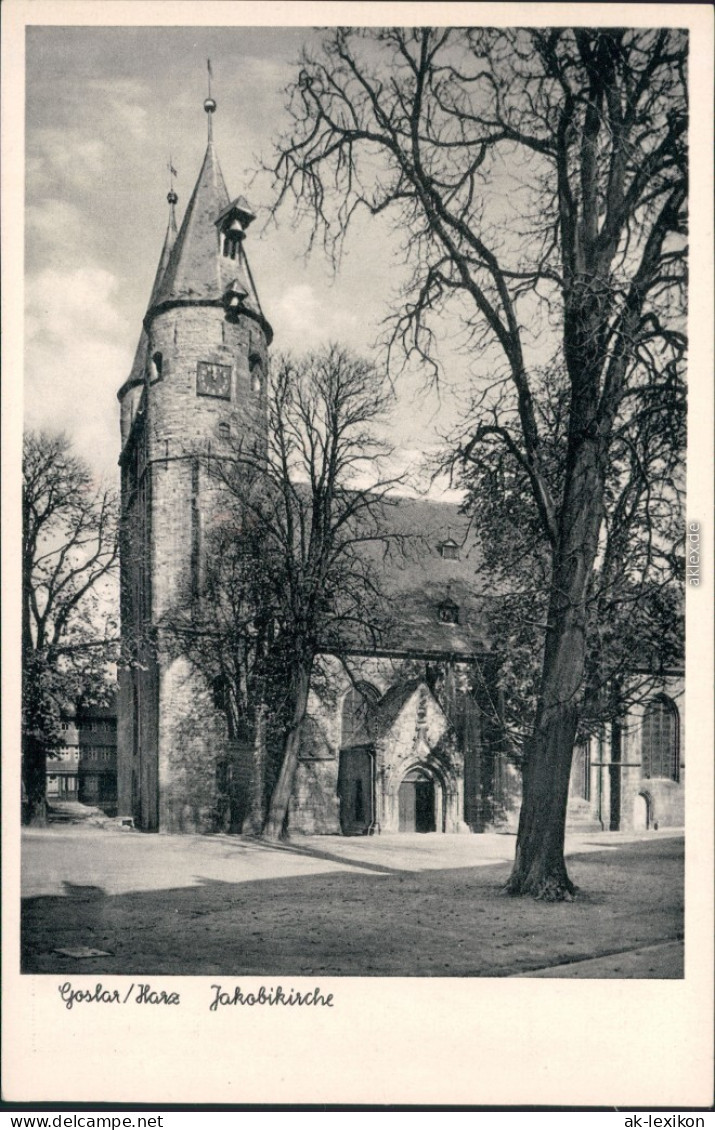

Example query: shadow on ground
[22,838,683,978]
[239,835,400,873]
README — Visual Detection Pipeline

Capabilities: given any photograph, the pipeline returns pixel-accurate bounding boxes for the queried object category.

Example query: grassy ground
[21,825,683,977]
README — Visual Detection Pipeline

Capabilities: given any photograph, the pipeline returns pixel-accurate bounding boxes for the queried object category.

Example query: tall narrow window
[249,353,264,395]
[151,352,163,381]
[341,683,380,748]
[573,740,591,800]
[642,696,679,781]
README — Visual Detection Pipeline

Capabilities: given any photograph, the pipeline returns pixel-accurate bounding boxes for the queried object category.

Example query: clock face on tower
[197,361,232,400]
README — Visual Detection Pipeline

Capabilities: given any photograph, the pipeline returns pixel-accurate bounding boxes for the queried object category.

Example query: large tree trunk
[507,423,604,899]
[506,680,580,900]
[261,665,311,841]
[22,736,49,826]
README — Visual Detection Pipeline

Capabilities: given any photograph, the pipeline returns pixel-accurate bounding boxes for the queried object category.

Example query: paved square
[21,826,684,977]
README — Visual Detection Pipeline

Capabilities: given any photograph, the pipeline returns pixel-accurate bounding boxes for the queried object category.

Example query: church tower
[117,91,272,831]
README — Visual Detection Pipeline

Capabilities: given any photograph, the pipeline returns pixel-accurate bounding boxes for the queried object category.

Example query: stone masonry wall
[294,656,470,835]
[157,654,230,833]
[619,674,684,831]
[146,305,267,623]
[118,301,269,832]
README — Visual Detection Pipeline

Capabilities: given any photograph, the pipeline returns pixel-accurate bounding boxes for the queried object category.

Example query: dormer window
[216,196,256,261]
[438,599,460,625]
[439,539,459,560]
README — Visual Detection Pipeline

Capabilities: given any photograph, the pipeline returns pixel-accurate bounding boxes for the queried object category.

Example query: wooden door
[338,748,373,834]
[398,780,416,831]
[415,780,436,832]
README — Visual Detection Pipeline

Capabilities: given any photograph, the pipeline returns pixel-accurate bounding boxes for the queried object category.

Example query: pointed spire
[120,190,179,396]
[151,136,229,307]
[151,187,179,304]
[146,81,272,341]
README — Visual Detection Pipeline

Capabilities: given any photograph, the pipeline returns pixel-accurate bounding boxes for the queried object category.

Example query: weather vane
[167,155,178,208]
[204,58,216,139]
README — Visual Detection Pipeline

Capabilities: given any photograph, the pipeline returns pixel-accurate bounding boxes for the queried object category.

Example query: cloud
[273,283,363,351]
[105,98,149,144]
[28,267,126,341]
[28,129,109,196]
[26,74,155,284]
[25,267,132,485]
[27,75,150,193]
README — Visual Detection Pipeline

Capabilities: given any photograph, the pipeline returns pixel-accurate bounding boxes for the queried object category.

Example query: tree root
[502,875,579,902]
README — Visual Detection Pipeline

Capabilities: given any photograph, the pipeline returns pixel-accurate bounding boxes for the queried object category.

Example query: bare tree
[269,27,687,896]
[22,431,119,824]
[162,505,276,834]
[457,360,684,759]
[174,345,406,840]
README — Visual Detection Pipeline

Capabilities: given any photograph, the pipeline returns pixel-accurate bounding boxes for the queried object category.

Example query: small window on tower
[218,421,230,440]
[438,599,460,625]
[151,352,163,382]
[249,354,264,395]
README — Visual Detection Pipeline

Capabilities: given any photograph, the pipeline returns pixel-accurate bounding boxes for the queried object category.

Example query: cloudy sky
[23,24,469,491]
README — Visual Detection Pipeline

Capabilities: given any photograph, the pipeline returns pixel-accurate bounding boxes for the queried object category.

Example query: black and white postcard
[2,0,713,1109]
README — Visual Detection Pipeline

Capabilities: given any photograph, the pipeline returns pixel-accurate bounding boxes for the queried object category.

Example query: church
[116,95,684,839]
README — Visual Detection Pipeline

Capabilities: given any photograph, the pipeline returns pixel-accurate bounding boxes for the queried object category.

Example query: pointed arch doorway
[338,747,375,835]
[398,767,443,832]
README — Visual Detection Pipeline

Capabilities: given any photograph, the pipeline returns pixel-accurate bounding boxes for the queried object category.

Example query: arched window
[151,352,163,381]
[642,696,679,781]
[341,682,380,748]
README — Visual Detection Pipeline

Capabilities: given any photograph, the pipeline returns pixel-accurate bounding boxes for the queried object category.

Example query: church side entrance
[338,747,374,835]
[398,768,441,832]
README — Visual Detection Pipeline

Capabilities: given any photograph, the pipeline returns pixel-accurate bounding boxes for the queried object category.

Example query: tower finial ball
[204,97,217,114]
[167,190,178,205]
